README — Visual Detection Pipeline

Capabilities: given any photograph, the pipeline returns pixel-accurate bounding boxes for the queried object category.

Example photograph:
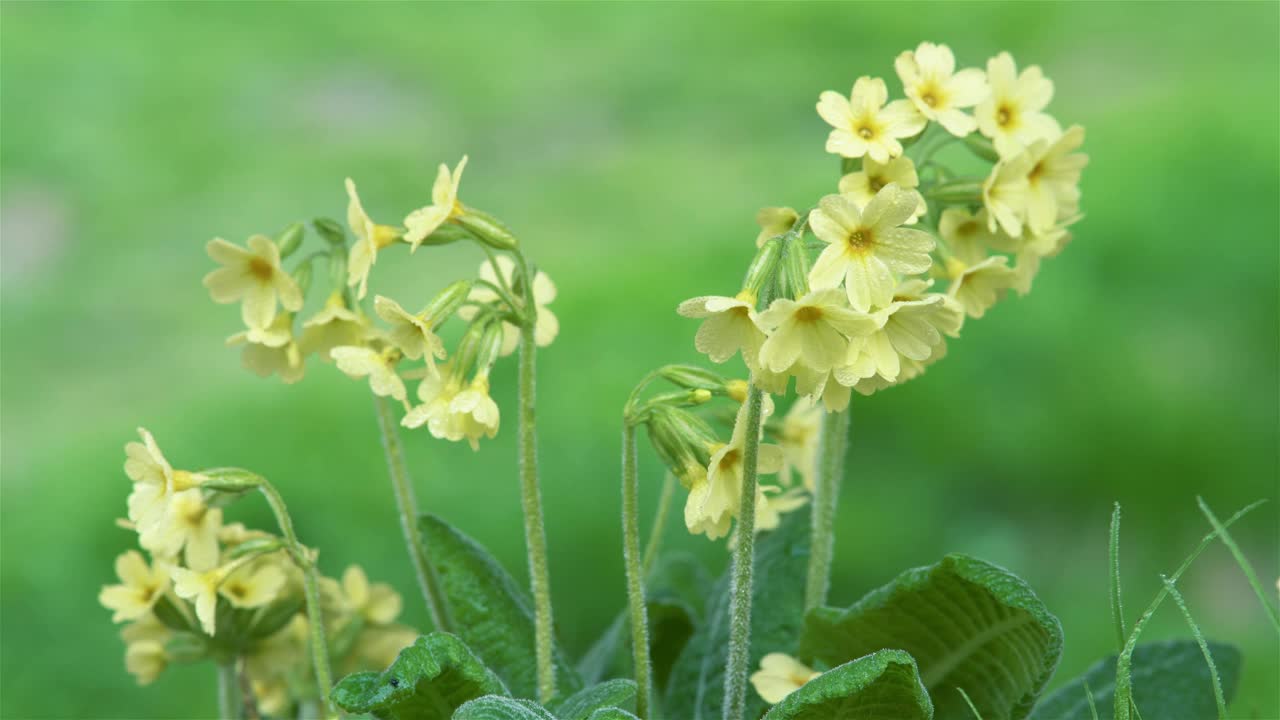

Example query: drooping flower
[817,76,926,163]
[982,149,1035,238]
[300,291,367,361]
[447,372,501,450]
[458,256,559,356]
[332,346,408,406]
[375,295,446,365]
[346,178,404,300]
[751,653,821,704]
[685,401,784,540]
[204,235,303,330]
[1023,125,1088,234]
[226,314,305,384]
[332,565,403,625]
[402,369,463,437]
[946,256,1018,318]
[121,616,171,686]
[756,288,881,374]
[808,185,935,312]
[755,206,799,247]
[894,42,988,137]
[99,551,169,623]
[403,156,468,251]
[1013,218,1077,296]
[753,485,809,533]
[976,52,1060,158]
[837,156,926,224]
[140,489,222,571]
[124,429,204,536]
[678,292,766,368]
[853,340,949,397]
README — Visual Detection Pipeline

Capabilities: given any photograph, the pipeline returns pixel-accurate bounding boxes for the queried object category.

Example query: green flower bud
[780,235,810,299]
[457,207,518,250]
[276,221,305,259]
[963,134,1001,163]
[659,364,727,393]
[199,467,263,494]
[313,217,346,246]
[472,320,505,374]
[328,251,347,291]
[292,261,313,296]
[742,237,783,296]
[452,318,490,378]
[417,222,477,247]
[422,279,473,328]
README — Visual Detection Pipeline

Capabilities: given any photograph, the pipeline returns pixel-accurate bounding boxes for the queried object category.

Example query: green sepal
[163,632,210,664]
[313,217,346,246]
[247,593,305,640]
[761,649,933,720]
[152,593,198,634]
[416,222,478,247]
[457,208,518,249]
[276,221,305,259]
[658,365,728,393]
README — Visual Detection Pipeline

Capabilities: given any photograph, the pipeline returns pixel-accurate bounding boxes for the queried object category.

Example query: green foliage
[418,514,582,701]
[761,649,933,720]
[453,696,558,720]
[550,679,637,720]
[800,554,1063,720]
[586,709,640,720]
[664,507,811,720]
[330,632,507,720]
[1029,640,1241,720]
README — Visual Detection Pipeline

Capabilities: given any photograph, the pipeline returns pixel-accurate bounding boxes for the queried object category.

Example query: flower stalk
[217,662,239,719]
[804,407,850,611]
[621,423,652,719]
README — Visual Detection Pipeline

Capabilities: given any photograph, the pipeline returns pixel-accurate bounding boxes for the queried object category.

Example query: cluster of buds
[203,157,558,450]
[681,42,1087,413]
[99,430,414,715]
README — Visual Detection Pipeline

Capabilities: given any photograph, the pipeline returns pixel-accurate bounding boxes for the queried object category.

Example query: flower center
[248,257,275,282]
[1027,161,1045,185]
[996,104,1016,128]
[793,306,824,323]
[868,176,886,192]
[845,228,874,253]
[957,220,979,237]
[718,448,741,471]
[856,125,874,140]
[225,582,247,600]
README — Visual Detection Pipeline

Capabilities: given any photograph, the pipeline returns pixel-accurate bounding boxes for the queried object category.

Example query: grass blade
[1082,678,1100,720]
[1160,574,1227,720]
[957,687,984,719]
[1196,496,1280,633]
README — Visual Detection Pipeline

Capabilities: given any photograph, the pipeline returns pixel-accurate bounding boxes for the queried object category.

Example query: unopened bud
[422,279,472,328]
[725,379,749,403]
[199,467,263,494]
[313,217,346,246]
[659,365,726,393]
[743,237,783,296]
[780,236,810,299]
[457,207,518,250]
[292,261,313,296]
[276,222,305,259]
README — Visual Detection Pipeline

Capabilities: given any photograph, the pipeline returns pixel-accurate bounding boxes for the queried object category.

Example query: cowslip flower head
[140,488,223,571]
[332,346,408,407]
[946,256,1018,318]
[817,76,926,163]
[757,288,881,374]
[171,562,238,635]
[750,653,821,704]
[894,42,988,137]
[300,291,367,361]
[684,400,784,540]
[755,207,799,247]
[837,156,927,224]
[375,295,446,365]
[976,52,1060,158]
[982,149,1035,238]
[677,291,766,368]
[459,256,559,356]
[226,314,305,384]
[1023,125,1088,234]
[346,178,404,300]
[204,235,303,330]
[403,156,468,251]
[447,372,501,451]
[808,185,936,312]
[99,551,169,623]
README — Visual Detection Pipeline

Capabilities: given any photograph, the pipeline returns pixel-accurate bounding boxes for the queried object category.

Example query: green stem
[372,394,451,632]
[515,251,557,703]
[621,424,652,719]
[721,382,767,720]
[217,662,239,719]
[804,407,850,612]
[257,481,335,717]
[641,472,677,576]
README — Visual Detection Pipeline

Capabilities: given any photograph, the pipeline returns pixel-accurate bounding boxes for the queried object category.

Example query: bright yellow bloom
[219,557,288,609]
[140,488,222,571]
[751,653,821,704]
[835,280,963,386]
[1023,125,1088,234]
[346,178,404,300]
[757,289,880,374]
[677,292,766,368]
[172,563,236,635]
[938,207,1013,265]
[99,551,169,622]
[226,314,305,384]
[976,52,1060,158]
[459,256,559,356]
[756,206,799,247]
[837,156,926,224]
[332,346,408,406]
[375,295,447,365]
[894,42,988,137]
[685,401,784,540]
[817,76,926,163]
[204,235,303,330]
[754,486,809,533]
[946,256,1018,318]
[447,372,501,450]
[300,291,367,361]
[982,149,1035,238]
[335,565,403,625]
[808,186,935,312]
[403,156,468,251]
[402,369,462,436]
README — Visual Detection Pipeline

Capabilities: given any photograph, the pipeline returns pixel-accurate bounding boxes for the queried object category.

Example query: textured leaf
[663,507,811,720]
[1028,639,1242,720]
[452,696,558,720]
[330,632,507,720]
[419,514,582,700]
[551,679,637,720]
[762,649,933,720]
[800,554,1063,720]
[587,709,640,720]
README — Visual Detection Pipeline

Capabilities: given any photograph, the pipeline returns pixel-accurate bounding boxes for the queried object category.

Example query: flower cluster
[203,158,558,451]
[99,430,414,715]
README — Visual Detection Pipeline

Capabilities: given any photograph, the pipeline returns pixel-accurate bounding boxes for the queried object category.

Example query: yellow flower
[99,551,169,622]
[219,557,288,609]
[750,653,821,704]
[336,565,403,625]
[946,256,1018,318]
[854,340,949,397]
[837,156,927,224]
[976,52,1060,158]
[204,235,303,330]
[754,486,809,533]
[346,178,404,300]
[332,346,408,406]
[982,149,1035,238]
[778,397,822,491]
[817,76,926,163]
[226,314,305,384]
[835,280,963,386]
[402,369,463,436]
[938,207,1014,265]
[375,295,447,365]
[459,256,559,356]
[124,429,203,536]
[172,563,235,635]
[677,292,766,368]
[756,206,799,247]
[894,42,988,137]
[757,288,881,373]
[808,186,935,312]
[1013,218,1077,296]
[404,156,468,251]
[300,291,368,361]
[1023,126,1087,234]
[685,401,784,540]
[121,615,171,686]
[448,374,501,451]
[141,488,223,571]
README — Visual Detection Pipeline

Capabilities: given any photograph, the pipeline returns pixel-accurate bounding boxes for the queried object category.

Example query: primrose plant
[101,43,1274,720]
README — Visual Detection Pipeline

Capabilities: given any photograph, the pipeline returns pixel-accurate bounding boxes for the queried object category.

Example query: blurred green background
[2,2,1277,717]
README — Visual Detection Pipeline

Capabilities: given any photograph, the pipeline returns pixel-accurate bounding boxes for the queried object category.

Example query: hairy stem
[621,424,652,719]
[641,472,677,576]
[217,662,239,719]
[805,407,850,612]
[722,382,766,720]
[372,394,450,632]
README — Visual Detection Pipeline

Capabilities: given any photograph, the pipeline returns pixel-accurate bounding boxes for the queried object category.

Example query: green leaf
[761,649,932,720]
[330,632,508,720]
[1028,640,1241,720]
[419,514,582,700]
[587,710,640,720]
[800,554,1063,720]
[551,679,636,720]
[452,696,558,720]
[663,507,811,720]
